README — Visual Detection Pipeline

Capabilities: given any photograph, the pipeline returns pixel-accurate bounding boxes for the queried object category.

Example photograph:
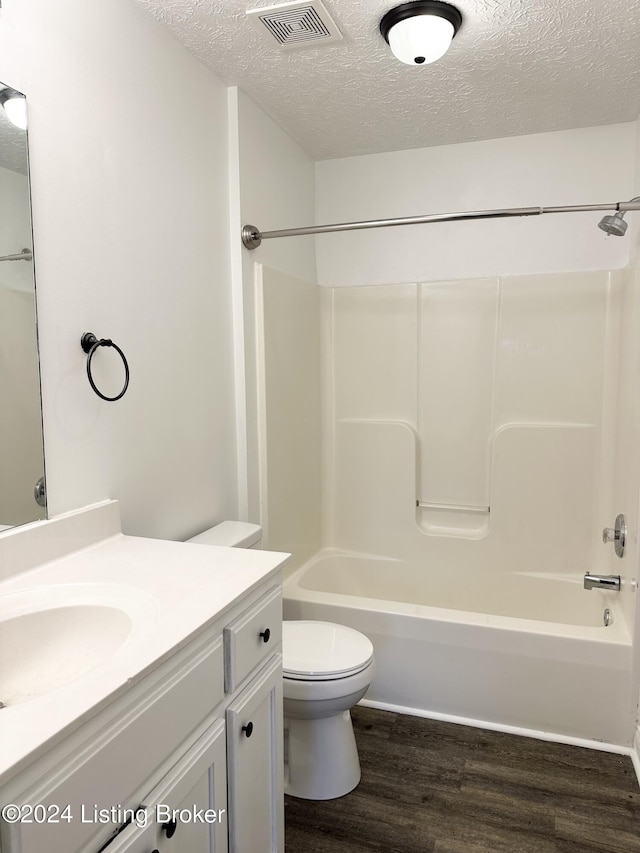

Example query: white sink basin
[0,606,132,705]
[0,584,159,706]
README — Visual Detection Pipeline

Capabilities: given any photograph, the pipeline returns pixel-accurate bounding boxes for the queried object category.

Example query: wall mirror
[0,82,46,531]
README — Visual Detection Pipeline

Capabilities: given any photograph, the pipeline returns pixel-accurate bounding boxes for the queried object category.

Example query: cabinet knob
[259,628,271,643]
[162,819,178,839]
[242,721,254,738]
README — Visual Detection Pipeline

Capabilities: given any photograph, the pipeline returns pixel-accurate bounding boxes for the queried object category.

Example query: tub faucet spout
[583,572,621,591]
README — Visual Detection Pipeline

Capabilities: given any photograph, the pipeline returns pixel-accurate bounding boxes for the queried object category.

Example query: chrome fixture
[0,86,27,129]
[598,198,640,236]
[583,572,621,592]
[380,1,462,66]
[602,513,626,558]
[242,198,640,250]
[0,247,32,263]
[33,476,46,509]
[603,608,613,627]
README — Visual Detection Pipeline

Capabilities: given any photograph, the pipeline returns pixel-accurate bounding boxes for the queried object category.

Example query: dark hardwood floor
[284,706,640,853]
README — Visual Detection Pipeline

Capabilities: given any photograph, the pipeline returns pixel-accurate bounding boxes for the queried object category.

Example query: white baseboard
[632,726,640,787]
[360,698,634,757]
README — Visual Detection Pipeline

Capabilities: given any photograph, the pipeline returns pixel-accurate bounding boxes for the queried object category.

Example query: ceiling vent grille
[247,1,343,49]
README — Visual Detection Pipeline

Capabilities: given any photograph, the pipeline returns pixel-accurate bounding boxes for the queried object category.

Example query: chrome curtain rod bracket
[241,200,640,250]
[242,224,263,250]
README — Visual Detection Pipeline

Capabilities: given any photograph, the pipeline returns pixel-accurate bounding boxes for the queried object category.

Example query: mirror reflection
[0,82,45,531]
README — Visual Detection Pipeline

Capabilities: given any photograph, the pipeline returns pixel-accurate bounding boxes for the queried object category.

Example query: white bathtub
[283,550,633,746]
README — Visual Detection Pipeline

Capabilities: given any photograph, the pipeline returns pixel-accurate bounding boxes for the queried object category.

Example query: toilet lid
[282,621,374,680]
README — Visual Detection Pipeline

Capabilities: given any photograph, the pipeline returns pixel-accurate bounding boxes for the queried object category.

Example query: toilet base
[284,709,361,800]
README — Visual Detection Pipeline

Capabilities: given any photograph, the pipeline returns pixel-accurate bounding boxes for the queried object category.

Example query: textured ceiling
[133,0,640,160]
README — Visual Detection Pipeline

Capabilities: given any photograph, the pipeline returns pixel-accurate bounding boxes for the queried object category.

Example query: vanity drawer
[224,587,282,692]
[3,637,224,853]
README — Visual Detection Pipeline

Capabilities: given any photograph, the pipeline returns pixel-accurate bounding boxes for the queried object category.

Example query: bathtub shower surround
[329,271,619,563]
[258,263,637,746]
[256,264,322,565]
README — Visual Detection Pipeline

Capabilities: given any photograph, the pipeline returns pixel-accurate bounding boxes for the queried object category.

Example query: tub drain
[603,608,613,627]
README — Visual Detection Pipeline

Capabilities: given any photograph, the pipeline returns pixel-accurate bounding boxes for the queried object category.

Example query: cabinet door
[5,637,224,853]
[98,719,227,853]
[226,656,283,853]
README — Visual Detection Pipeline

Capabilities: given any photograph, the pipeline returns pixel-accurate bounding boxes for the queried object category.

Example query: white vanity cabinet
[0,578,284,853]
[102,719,228,853]
[226,658,283,853]
[224,586,284,853]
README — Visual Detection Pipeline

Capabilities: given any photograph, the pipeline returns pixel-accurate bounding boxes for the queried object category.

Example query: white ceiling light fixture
[0,87,27,129]
[380,1,462,66]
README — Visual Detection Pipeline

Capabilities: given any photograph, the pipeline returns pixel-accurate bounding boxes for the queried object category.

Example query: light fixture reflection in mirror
[0,81,46,532]
[0,87,27,130]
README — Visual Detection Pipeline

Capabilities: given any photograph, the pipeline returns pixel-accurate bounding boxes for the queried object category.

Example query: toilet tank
[187,521,262,549]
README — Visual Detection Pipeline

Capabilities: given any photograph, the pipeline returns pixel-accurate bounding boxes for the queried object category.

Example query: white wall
[0,0,239,539]
[229,89,316,525]
[232,90,316,288]
[316,124,636,287]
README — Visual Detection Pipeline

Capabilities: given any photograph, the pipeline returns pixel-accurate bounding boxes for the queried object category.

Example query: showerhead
[598,212,628,237]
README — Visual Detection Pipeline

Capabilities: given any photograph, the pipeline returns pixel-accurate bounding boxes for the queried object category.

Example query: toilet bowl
[283,620,375,800]
[186,522,375,800]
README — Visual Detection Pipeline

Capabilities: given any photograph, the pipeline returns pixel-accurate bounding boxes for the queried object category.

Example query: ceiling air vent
[246,1,343,49]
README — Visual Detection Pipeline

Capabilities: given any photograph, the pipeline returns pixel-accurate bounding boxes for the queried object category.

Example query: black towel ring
[80,332,130,402]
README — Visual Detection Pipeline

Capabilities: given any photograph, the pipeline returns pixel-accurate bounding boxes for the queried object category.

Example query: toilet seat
[283,620,374,681]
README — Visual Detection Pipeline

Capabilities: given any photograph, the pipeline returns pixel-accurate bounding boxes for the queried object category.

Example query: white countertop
[0,532,289,786]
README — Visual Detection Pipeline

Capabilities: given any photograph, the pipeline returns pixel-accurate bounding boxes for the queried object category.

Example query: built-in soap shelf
[415,500,490,539]
[416,501,489,514]
[415,422,595,542]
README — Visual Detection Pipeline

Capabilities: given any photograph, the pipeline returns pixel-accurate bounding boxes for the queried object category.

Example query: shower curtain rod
[241,199,640,250]
[0,248,32,262]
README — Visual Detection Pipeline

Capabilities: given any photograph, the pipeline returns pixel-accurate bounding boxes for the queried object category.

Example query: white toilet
[187,522,376,800]
[282,619,374,800]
